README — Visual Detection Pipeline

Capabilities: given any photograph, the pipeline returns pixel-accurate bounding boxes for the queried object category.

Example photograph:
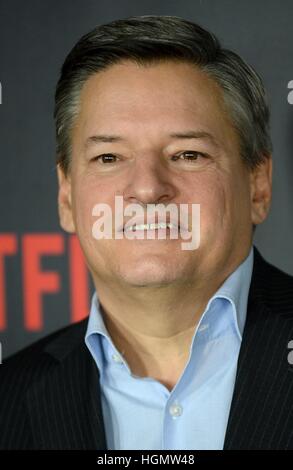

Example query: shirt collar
[204,245,254,340]
[85,245,254,371]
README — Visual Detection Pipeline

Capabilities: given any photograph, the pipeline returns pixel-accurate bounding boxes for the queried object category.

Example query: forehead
[74,60,238,150]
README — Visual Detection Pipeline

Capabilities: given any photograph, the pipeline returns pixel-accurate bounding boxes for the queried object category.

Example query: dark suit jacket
[1,245,293,450]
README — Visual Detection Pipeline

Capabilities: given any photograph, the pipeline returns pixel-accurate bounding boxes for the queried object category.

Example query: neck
[90,246,252,390]
[92,276,224,390]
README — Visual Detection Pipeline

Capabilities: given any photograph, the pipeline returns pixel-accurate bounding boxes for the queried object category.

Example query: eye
[92,153,119,164]
[172,151,208,162]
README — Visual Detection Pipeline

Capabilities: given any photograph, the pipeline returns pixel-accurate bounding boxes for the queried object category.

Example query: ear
[250,156,273,225]
[57,164,76,233]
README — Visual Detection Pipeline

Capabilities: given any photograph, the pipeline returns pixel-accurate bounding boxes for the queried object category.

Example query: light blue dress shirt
[85,245,254,450]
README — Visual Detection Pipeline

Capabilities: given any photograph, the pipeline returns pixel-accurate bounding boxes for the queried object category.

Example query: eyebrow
[84,130,220,148]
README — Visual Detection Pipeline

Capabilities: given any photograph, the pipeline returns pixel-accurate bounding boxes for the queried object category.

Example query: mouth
[123,222,179,233]
[121,222,185,241]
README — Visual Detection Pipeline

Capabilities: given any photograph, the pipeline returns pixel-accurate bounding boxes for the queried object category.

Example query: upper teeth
[124,222,177,232]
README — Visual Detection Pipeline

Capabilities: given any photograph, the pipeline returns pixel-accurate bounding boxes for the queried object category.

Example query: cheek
[190,169,251,250]
[187,172,229,234]
[72,178,113,240]
[205,167,251,235]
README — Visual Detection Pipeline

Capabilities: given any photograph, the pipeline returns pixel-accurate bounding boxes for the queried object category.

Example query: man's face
[58,60,272,289]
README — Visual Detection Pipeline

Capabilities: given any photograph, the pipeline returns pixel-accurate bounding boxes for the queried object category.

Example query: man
[0,15,292,450]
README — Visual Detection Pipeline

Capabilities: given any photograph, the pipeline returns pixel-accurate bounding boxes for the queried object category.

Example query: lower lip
[122,226,186,239]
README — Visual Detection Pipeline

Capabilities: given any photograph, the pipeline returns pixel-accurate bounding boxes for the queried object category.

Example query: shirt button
[169,403,183,418]
[112,353,124,364]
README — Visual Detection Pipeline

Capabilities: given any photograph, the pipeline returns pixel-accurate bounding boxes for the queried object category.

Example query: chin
[118,261,180,287]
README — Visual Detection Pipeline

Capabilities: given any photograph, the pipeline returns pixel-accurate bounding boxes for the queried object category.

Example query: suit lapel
[25,322,108,450]
[224,246,293,449]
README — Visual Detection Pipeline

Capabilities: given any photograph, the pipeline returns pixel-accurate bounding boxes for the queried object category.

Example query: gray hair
[54,15,272,175]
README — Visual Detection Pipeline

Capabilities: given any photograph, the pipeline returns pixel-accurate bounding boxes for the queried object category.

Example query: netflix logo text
[0,233,90,331]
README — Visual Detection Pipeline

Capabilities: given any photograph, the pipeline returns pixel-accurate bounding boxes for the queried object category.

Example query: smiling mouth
[123,222,179,233]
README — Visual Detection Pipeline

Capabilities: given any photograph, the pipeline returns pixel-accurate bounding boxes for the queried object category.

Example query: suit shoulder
[259,253,293,288]
[253,248,293,315]
[0,320,87,392]
[0,319,88,449]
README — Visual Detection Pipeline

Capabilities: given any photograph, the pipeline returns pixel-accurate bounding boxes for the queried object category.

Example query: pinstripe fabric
[1,245,293,449]
[224,247,293,449]
[0,324,107,449]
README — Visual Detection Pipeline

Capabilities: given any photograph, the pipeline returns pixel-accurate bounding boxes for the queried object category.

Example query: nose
[122,154,178,206]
